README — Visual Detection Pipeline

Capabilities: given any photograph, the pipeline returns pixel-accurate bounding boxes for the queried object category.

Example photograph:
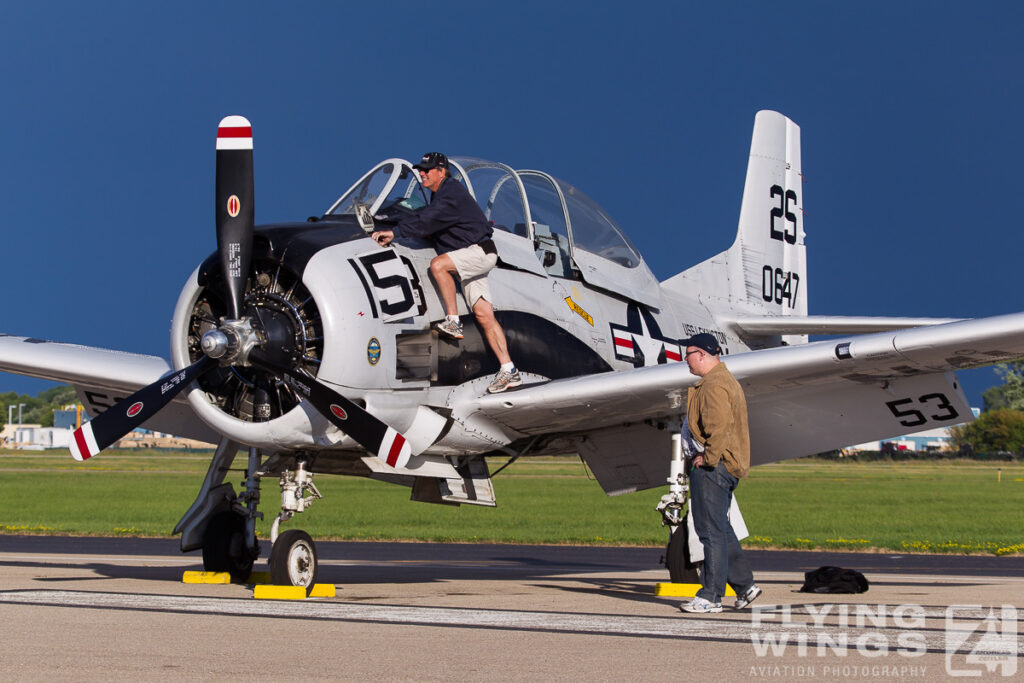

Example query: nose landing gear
[268,460,322,594]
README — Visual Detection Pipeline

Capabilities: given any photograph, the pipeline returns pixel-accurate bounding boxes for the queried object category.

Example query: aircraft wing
[463,312,1024,481]
[0,334,219,443]
[0,334,170,391]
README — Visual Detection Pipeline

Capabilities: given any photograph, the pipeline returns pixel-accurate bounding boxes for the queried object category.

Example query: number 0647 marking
[761,266,800,309]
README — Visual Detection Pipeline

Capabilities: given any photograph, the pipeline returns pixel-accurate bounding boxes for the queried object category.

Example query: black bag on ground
[799,566,869,593]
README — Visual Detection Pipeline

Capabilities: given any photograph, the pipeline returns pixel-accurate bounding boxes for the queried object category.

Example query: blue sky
[1,2,1021,407]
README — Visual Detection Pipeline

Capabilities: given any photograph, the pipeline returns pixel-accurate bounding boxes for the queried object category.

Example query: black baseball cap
[413,152,449,171]
[683,333,722,356]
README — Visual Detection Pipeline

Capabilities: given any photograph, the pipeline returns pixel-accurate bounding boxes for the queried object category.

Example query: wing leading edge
[721,315,962,337]
[0,334,170,391]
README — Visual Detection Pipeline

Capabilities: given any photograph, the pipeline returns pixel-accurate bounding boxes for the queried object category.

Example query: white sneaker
[679,596,722,614]
[733,585,762,609]
[434,318,464,339]
[487,368,522,393]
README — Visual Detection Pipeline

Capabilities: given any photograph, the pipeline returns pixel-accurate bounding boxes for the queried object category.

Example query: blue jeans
[690,461,754,603]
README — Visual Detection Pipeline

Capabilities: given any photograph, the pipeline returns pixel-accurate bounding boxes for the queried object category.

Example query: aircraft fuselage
[169,214,732,460]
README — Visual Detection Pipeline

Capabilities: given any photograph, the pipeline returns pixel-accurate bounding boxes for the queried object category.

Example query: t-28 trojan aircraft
[2,111,1022,590]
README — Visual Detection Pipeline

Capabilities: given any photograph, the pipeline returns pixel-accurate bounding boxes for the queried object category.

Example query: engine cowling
[170,250,348,450]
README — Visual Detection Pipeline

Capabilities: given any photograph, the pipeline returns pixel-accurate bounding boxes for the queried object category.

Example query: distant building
[112,429,215,450]
[2,406,213,450]
[53,409,79,430]
[1,423,43,448]
[13,426,74,449]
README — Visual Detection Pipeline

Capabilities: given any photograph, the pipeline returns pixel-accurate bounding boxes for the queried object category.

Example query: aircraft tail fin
[663,110,807,346]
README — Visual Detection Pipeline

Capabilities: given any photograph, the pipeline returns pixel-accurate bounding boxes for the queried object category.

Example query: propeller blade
[215,115,255,320]
[70,356,214,461]
[252,358,412,469]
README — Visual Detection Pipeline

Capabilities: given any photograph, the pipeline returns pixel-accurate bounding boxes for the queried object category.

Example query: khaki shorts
[446,243,498,308]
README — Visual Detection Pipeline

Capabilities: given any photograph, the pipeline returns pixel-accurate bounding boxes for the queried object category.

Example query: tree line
[950,361,1024,454]
[0,385,78,428]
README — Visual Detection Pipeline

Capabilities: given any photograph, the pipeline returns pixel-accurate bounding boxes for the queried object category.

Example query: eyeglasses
[684,350,702,358]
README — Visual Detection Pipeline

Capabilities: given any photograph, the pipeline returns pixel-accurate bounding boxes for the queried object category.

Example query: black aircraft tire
[270,529,319,595]
[202,511,256,582]
[666,523,702,584]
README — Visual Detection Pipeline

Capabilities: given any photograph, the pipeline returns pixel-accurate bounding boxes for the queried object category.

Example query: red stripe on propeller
[385,433,407,468]
[73,428,93,461]
[217,126,252,138]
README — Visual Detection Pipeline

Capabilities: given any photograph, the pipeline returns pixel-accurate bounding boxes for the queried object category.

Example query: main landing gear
[656,427,702,584]
[200,445,262,582]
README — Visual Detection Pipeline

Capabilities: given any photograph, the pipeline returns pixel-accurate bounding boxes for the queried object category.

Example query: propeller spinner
[69,116,411,468]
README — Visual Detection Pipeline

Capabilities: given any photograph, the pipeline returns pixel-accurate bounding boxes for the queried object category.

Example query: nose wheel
[267,460,322,593]
[270,529,319,594]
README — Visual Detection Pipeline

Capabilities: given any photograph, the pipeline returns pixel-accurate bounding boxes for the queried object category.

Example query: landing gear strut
[656,426,702,584]
[200,444,264,581]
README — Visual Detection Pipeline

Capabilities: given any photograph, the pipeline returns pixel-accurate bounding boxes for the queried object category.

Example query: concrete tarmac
[0,536,1021,681]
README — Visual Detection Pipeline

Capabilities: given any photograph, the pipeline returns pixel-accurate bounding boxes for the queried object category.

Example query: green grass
[738,461,1024,555]
[1,450,1022,554]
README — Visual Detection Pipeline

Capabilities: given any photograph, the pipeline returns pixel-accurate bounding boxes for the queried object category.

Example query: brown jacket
[686,362,750,478]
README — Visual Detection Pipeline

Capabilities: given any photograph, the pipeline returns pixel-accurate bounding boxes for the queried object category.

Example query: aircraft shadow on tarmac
[532,575,995,612]
[534,579,675,606]
[1,538,1014,595]
[0,554,669,587]
[1,560,195,583]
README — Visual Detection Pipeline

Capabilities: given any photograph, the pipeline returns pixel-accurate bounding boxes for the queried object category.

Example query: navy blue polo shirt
[392,175,493,253]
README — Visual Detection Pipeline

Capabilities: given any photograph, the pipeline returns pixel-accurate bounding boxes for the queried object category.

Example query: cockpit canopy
[326,157,659,306]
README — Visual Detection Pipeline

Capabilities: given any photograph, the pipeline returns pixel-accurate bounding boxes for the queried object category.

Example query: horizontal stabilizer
[722,315,963,337]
